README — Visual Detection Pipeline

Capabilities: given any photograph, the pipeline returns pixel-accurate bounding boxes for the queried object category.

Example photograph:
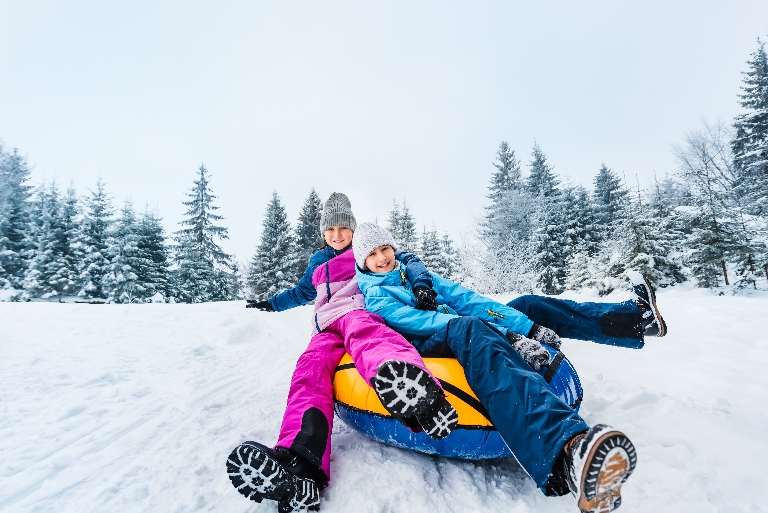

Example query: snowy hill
[1,288,766,513]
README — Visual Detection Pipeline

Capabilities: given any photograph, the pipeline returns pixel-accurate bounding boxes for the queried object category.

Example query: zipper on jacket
[442,305,450,314]
[325,262,332,301]
[399,268,407,287]
[487,309,505,319]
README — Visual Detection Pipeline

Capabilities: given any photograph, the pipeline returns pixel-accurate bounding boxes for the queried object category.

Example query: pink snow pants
[274,309,435,485]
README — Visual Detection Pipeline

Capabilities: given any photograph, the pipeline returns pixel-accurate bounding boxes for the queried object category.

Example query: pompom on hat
[352,222,398,269]
[320,192,357,233]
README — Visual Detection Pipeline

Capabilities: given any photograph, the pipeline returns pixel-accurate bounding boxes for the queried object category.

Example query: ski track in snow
[1,289,767,512]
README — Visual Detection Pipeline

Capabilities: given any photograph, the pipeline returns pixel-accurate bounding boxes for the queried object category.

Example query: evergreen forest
[2,40,767,302]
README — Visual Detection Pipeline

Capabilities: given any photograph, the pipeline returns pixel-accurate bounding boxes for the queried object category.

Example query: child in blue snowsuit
[351,222,657,513]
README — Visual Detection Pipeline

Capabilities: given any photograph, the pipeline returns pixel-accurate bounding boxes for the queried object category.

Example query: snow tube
[333,345,582,460]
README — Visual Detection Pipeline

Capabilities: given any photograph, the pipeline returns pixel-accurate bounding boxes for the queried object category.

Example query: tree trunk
[721,260,730,285]
[764,263,768,281]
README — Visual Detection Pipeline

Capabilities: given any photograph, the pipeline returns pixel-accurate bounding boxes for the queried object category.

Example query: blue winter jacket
[355,264,534,343]
[268,245,434,312]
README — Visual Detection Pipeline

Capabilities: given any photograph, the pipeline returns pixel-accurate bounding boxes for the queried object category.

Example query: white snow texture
[1,287,766,512]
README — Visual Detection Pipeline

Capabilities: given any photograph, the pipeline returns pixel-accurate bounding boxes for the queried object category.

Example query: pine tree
[398,201,419,253]
[564,242,598,291]
[488,142,522,204]
[173,164,235,302]
[77,178,114,299]
[612,186,686,289]
[294,188,323,276]
[135,207,171,300]
[674,126,756,287]
[61,182,82,286]
[525,143,565,294]
[532,200,568,294]
[483,142,534,248]
[387,199,419,253]
[592,163,628,242]
[386,199,402,244]
[525,141,560,199]
[247,191,299,300]
[23,181,79,298]
[732,38,768,218]
[102,201,143,303]
[439,234,458,280]
[420,227,442,274]
[0,145,33,288]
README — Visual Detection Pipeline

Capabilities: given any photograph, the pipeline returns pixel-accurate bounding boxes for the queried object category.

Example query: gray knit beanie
[352,222,398,269]
[320,192,357,233]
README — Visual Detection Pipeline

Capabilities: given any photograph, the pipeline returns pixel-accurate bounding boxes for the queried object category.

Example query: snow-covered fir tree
[135,207,171,300]
[173,164,235,303]
[732,38,768,219]
[592,163,628,242]
[525,144,566,293]
[674,125,757,287]
[293,188,323,276]
[525,141,560,199]
[420,227,442,274]
[440,234,458,280]
[22,181,79,298]
[387,199,419,253]
[613,186,685,289]
[488,141,523,202]
[532,201,568,294]
[102,201,143,303]
[77,178,114,299]
[0,145,33,288]
[247,191,299,300]
[564,242,599,291]
[419,228,459,280]
[483,142,533,249]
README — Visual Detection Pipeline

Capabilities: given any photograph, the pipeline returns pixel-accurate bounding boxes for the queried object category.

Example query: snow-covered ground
[1,287,767,513]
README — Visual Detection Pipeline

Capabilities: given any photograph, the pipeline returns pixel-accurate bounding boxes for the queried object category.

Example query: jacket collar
[356,264,407,294]
[321,243,352,258]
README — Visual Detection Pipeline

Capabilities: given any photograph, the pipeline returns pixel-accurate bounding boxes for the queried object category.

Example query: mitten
[413,286,438,311]
[506,332,551,371]
[246,299,274,311]
[528,323,562,350]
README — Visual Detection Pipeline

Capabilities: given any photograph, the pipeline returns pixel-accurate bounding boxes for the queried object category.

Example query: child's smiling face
[324,226,354,251]
[365,245,396,273]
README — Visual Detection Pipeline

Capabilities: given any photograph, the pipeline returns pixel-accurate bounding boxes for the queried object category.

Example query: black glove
[506,331,551,371]
[246,299,274,311]
[413,287,438,311]
[528,323,562,350]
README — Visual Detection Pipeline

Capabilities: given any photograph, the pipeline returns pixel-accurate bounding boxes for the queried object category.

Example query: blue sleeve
[432,275,534,336]
[364,286,459,340]
[395,251,434,290]
[268,254,321,311]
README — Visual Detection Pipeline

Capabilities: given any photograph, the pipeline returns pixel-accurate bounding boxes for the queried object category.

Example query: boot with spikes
[565,425,638,513]
[626,270,667,337]
[226,441,321,512]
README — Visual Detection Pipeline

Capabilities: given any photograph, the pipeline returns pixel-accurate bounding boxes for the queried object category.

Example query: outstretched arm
[434,275,535,336]
[265,254,321,311]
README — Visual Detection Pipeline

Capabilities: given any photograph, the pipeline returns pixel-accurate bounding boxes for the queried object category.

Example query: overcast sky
[1,1,767,261]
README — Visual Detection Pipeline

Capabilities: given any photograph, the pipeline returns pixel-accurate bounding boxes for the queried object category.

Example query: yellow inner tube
[333,353,493,428]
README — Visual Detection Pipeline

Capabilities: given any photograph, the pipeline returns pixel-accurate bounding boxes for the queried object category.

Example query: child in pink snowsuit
[227,193,457,513]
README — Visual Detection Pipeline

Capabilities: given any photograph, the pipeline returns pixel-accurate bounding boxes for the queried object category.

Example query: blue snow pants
[413,316,590,488]
[508,295,644,349]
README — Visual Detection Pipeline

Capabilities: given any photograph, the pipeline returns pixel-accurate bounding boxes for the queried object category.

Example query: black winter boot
[627,270,667,337]
[372,360,458,440]
[564,425,637,513]
[226,441,321,512]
